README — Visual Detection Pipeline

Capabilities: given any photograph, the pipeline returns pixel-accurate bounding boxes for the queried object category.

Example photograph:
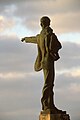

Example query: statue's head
[40,16,51,28]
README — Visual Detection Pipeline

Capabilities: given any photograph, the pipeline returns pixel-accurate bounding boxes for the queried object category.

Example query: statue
[21,16,66,114]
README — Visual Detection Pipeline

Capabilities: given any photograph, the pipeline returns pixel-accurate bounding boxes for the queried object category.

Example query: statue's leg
[41,61,55,110]
[41,61,66,114]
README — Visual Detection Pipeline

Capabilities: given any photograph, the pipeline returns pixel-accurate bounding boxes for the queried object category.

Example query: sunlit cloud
[0,72,37,79]
[0,16,15,32]
[69,83,80,93]
[51,12,80,33]
[0,72,25,79]
[57,68,80,77]
[69,69,80,77]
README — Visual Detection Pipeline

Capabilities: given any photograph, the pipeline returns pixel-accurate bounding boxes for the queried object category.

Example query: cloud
[0,16,15,32]
[69,83,80,93]
[21,11,80,33]
[0,35,37,73]
[54,72,80,120]
[0,35,80,120]
[0,69,80,120]
[0,67,42,120]
[19,0,80,33]
[13,0,80,16]
[0,0,27,5]
[52,12,80,33]
[68,69,80,77]
[0,0,80,33]
[56,41,80,70]
[0,72,26,79]
[0,1,80,120]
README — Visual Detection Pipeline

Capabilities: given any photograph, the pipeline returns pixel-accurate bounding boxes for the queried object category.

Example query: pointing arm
[21,36,38,44]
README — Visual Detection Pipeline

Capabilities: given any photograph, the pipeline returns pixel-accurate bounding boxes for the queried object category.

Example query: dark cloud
[0,71,42,120]
[16,0,80,33]
[54,73,80,120]
[13,0,80,17]
[0,0,80,33]
[56,41,80,70]
[0,35,37,72]
[0,0,26,5]
[55,72,80,90]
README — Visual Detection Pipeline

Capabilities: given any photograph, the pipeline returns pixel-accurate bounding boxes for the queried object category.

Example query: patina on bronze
[21,16,65,114]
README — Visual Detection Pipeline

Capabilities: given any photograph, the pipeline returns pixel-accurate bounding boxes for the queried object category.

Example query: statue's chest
[38,34,45,49]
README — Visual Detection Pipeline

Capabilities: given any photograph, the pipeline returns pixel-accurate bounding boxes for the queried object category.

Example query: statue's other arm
[21,36,37,44]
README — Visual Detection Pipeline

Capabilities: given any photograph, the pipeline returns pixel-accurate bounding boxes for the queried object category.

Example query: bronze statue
[21,16,66,114]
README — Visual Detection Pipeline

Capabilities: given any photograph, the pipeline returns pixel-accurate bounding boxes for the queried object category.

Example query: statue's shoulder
[36,34,40,38]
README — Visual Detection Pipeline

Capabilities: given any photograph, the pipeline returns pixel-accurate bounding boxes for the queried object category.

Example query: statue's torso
[37,27,52,54]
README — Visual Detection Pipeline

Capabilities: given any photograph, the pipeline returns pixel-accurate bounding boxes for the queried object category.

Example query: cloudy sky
[0,0,80,120]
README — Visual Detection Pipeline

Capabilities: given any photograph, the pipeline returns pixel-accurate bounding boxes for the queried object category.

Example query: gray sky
[0,0,80,120]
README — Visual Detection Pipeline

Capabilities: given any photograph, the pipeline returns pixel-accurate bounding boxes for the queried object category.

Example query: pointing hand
[21,38,25,42]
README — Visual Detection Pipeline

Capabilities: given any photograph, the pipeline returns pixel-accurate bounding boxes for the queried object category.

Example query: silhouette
[21,16,66,114]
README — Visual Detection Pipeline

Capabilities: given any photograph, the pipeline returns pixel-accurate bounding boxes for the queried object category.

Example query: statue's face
[40,21,48,29]
[40,21,45,28]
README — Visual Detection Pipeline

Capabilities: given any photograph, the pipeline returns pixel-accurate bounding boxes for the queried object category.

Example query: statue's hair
[40,16,51,26]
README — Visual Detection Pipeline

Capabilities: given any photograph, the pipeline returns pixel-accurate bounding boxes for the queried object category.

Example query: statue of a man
[21,16,65,114]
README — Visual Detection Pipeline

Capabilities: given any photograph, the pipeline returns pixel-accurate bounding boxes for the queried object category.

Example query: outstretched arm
[21,36,37,44]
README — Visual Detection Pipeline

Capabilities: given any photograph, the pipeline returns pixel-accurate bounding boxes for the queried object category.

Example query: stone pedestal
[39,111,70,120]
